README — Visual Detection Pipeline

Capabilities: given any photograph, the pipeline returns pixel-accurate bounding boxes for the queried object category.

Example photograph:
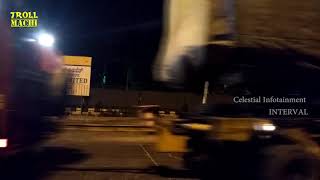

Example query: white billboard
[63,56,92,96]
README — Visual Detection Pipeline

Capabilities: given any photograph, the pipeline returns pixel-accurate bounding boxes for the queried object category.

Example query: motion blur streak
[154,0,212,83]
[0,13,12,143]
[0,11,66,157]
[154,0,320,84]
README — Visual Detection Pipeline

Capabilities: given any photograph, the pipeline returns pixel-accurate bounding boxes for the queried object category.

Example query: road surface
[1,127,197,180]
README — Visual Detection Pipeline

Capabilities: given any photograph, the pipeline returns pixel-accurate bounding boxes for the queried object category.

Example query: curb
[62,126,156,134]
[63,124,153,128]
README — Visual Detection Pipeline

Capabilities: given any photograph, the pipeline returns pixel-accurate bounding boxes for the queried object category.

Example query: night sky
[9,0,164,89]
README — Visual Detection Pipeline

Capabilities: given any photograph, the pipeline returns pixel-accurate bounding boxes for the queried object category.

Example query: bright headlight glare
[254,123,276,131]
[37,33,55,47]
[0,139,8,148]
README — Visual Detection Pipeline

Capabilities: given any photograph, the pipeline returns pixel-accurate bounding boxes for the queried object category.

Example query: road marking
[168,153,183,160]
[139,144,159,166]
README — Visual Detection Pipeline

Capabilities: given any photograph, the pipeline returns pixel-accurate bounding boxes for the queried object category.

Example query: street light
[37,33,55,47]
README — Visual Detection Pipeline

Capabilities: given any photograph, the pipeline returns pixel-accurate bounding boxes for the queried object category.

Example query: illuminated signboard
[63,56,92,96]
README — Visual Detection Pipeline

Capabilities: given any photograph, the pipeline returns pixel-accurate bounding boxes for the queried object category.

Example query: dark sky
[13,0,164,89]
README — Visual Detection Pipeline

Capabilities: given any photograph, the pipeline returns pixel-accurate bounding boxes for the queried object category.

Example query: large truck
[154,0,320,91]
[154,0,320,179]
[0,18,66,157]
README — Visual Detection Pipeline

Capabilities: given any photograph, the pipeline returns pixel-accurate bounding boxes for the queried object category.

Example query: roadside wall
[65,88,232,111]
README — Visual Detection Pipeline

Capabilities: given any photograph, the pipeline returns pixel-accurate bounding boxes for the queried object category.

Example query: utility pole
[202,81,209,104]
[125,66,129,91]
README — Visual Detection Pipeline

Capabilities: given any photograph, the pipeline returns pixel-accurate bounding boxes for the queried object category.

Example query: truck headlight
[253,123,276,131]
[0,139,8,148]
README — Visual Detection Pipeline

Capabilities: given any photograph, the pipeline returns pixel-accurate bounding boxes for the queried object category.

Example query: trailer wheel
[260,145,320,180]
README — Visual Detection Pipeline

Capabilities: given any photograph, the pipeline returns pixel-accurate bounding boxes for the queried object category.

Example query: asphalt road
[1,127,197,180]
